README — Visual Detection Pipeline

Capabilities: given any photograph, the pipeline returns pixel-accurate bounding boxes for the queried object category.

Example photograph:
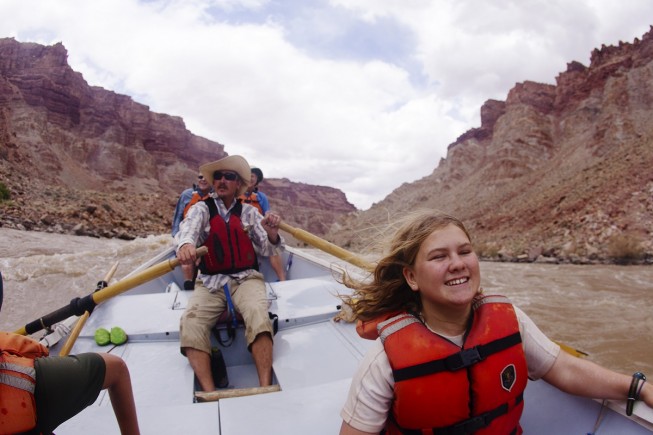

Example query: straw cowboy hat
[199,155,251,197]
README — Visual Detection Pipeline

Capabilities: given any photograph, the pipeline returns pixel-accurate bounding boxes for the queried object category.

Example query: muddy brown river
[1,228,651,375]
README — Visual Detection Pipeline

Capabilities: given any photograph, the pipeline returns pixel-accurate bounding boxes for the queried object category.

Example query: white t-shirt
[340,306,561,434]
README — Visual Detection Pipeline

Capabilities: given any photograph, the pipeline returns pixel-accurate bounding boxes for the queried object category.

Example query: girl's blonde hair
[342,210,471,320]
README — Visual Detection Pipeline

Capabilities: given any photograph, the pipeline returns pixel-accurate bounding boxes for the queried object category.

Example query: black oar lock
[24,294,98,335]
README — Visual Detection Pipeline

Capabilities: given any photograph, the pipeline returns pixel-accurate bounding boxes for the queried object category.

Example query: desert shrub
[606,233,644,264]
[0,182,10,202]
[474,241,499,258]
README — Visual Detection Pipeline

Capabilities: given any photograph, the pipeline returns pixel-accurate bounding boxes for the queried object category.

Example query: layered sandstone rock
[0,37,356,241]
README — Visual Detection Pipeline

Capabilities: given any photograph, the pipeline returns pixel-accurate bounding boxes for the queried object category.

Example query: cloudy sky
[1,1,652,209]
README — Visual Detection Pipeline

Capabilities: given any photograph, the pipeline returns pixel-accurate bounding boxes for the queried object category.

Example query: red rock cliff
[330,27,653,263]
[0,38,355,240]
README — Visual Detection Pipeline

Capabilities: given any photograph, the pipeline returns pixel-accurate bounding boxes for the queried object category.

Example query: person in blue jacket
[239,167,286,281]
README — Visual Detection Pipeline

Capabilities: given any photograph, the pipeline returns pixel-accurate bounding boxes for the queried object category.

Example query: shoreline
[2,226,651,266]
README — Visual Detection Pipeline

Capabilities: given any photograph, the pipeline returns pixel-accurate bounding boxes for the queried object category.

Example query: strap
[204,198,218,218]
[285,252,294,275]
[214,289,278,346]
[0,373,35,393]
[214,326,235,347]
[471,294,510,310]
[213,284,238,347]
[393,332,522,382]
[232,200,242,216]
[627,371,647,416]
[223,284,239,331]
[204,197,242,218]
[0,362,36,393]
[398,394,523,435]
[0,362,36,379]
[378,313,421,344]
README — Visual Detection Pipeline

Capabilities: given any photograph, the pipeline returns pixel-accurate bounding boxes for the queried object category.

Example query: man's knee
[255,331,272,341]
[182,346,209,357]
[248,331,273,351]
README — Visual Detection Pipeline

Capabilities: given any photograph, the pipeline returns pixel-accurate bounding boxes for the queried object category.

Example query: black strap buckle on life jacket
[393,332,522,382]
[435,394,523,435]
[396,394,523,435]
[435,403,508,435]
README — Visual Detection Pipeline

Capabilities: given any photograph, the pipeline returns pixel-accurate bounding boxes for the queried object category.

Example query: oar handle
[278,222,374,272]
[59,311,90,356]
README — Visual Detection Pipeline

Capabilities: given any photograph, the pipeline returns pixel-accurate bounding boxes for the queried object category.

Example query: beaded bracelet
[626,371,647,416]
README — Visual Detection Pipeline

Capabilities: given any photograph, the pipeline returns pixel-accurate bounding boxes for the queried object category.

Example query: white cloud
[1,0,652,209]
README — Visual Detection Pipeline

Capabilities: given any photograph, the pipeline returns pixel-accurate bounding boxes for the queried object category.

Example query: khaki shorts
[180,273,272,354]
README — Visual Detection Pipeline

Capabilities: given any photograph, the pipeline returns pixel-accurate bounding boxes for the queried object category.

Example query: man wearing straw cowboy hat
[175,155,284,391]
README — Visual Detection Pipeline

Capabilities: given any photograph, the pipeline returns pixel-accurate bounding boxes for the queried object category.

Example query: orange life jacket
[183,191,211,218]
[366,295,527,435]
[0,332,49,434]
[199,199,258,275]
[238,192,263,214]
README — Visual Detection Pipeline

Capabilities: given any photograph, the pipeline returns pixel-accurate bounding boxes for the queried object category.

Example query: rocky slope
[328,28,653,264]
[0,38,355,243]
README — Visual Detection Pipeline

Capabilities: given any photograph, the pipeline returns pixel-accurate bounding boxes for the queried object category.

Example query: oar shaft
[15,247,207,336]
[91,257,176,305]
[278,222,374,272]
[90,246,205,305]
[88,246,203,303]
[59,311,89,356]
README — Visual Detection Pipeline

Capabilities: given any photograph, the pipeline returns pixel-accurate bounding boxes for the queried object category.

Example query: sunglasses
[213,171,239,181]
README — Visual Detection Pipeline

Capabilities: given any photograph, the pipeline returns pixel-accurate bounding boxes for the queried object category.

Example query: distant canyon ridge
[1,29,653,264]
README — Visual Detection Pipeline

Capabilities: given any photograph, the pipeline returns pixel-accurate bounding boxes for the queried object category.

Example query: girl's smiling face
[403,223,481,312]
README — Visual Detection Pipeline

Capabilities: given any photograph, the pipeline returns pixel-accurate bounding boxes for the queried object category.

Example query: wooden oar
[557,341,589,358]
[278,222,374,273]
[278,222,588,358]
[59,262,120,356]
[14,247,208,336]
[195,384,281,402]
